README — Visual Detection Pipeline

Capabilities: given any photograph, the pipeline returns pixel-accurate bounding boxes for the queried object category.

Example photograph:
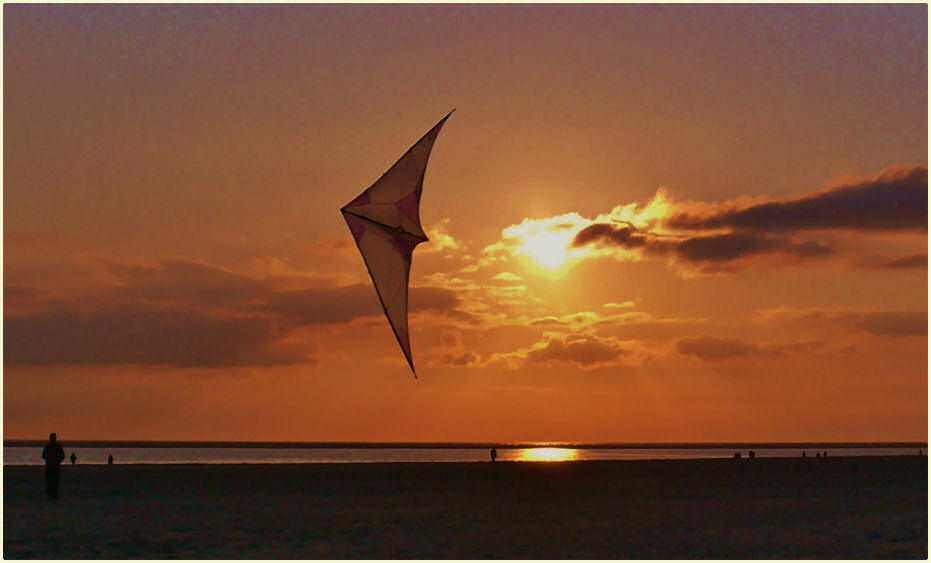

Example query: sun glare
[495,213,591,273]
[517,447,579,462]
[495,208,661,274]
[520,231,572,269]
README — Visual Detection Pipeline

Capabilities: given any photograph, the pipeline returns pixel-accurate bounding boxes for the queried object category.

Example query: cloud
[604,301,635,309]
[95,256,461,326]
[572,223,832,271]
[440,330,462,349]
[525,333,625,367]
[4,255,465,367]
[257,285,380,325]
[491,272,523,282]
[482,212,601,271]
[489,333,629,370]
[417,270,553,329]
[421,219,461,253]
[4,284,47,316]
[100,256,264,292]
[300,238,355,259]
[258,285,460,326]
[675,233,832,263]
[443,309,486,325]
[4,308,310,367]
[596,312,709,340]
[676,335,760,360]
[879,254,928,269]
[757,307,928,337]
[4,284,42,300]
[529,311,603,328]
[676,335,824,362]
[493,309,707,342]
[433,329,482,367]
[90,255,277,309]
[572,223,650,249]
[492,164,925,276]
[439,351,480,367]
[857,253,927,270]
[846,311,927,336]
[667,164,927,233]
[529,316,568,327]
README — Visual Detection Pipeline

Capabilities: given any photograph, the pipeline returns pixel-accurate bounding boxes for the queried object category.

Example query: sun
[493,213,600,274]
[519,231,572,269]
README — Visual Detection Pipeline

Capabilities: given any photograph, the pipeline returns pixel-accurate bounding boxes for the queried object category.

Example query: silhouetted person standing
[41,433,65,500]
[69,452,76,465]
[108,454,113,465]
[490,447,498,463]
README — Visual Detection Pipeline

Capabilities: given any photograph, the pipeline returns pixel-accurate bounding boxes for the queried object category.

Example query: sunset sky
[4,4,927,442]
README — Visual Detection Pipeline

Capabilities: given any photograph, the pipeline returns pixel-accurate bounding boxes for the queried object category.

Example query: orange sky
[4,4,927,442]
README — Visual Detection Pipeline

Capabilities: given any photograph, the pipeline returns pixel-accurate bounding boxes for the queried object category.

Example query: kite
[340,110,454,377]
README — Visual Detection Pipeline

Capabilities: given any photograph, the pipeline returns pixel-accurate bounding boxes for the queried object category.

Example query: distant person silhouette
[802,451,807,458]
[108,454,113,465]
[41,433,66,500]
[816,452,821,458]
[490,447,498,463]
[70,452,76,465]
[823,451,827,457]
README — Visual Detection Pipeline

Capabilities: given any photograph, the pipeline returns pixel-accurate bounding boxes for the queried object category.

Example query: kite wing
[340,110,453,377]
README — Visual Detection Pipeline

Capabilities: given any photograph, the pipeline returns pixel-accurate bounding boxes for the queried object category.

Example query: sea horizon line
[4,439,927,449]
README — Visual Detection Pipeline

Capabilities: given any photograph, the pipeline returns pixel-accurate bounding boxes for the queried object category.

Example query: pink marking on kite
[345,192,370,208]
[391,237,417,257]
[345,215,366,243]
[396,191,420,223]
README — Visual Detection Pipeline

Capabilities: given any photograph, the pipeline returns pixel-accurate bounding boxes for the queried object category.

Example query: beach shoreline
[4,456,927,558]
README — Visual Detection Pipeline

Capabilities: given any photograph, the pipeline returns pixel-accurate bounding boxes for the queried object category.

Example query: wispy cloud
[421,219,462,253]
[757,307,928,337]
[856,253,927,270]
[676,335,825,362]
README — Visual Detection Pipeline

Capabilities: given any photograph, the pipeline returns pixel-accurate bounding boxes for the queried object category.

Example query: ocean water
[3,445,923,465]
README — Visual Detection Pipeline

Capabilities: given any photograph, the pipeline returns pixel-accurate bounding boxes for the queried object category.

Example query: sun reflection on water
[517,447,578,462]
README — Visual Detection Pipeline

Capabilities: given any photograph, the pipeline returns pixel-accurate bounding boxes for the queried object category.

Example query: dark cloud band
[572,223,832,268]
[668,165,927,233]
[4,257,462,367]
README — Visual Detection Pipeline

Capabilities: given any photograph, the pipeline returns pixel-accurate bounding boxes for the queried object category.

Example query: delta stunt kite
[340,111,454,378]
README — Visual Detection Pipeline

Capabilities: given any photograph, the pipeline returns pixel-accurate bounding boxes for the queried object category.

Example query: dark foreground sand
[4,456,927,559]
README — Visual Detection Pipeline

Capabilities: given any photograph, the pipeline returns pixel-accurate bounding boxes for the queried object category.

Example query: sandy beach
[4,455,926,558]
